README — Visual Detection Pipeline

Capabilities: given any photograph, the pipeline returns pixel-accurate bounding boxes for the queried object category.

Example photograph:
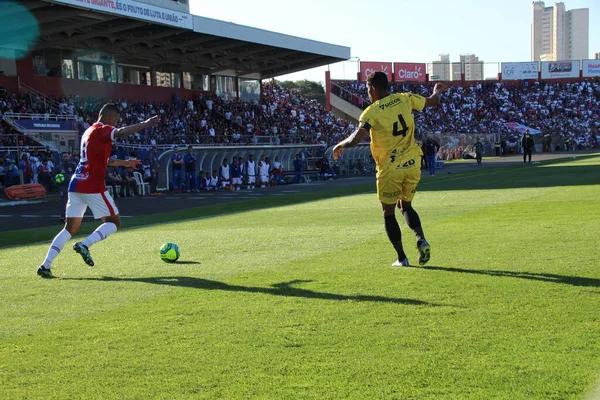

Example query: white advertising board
[582,60,600,77]
[501,62,539,80]
[541,60,580,79]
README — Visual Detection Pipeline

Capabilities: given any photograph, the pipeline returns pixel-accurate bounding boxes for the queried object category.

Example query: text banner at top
[45,0,193,29]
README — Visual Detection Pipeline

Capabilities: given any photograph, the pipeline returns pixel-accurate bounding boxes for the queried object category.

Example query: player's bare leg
[398,199,430,266]
[73,215,121,267]
[382,202,409,266]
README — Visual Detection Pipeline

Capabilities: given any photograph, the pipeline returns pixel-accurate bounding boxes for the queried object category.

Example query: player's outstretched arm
[424,83,447,108]
[114,116,160,138]
[333,125,369,160]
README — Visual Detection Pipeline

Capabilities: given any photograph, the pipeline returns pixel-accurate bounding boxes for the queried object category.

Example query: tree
[275,80,324,98]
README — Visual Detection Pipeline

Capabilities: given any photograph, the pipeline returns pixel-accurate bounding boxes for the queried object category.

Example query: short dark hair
[99,103,120,118]
[367,71,388,92]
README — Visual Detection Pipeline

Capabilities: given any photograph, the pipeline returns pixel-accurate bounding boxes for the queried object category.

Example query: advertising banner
[541,60,580,79]
[504,123,542,135]
[18,120,77,131]
[359,62,392,82]
[44,0,193,29]
[393,62,426,82]
[501,62,539,80]
[582,60,600,77]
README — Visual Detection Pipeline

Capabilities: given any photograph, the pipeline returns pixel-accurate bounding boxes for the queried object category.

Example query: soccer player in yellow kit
[333,71,446,266]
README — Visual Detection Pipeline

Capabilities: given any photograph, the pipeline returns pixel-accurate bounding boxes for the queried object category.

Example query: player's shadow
[419,163,600,192]
[66,276,440,306]
[409,265,600,288]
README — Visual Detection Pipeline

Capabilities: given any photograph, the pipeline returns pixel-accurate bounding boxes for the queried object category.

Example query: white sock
[81,222,118,248]
[42,229,72,268]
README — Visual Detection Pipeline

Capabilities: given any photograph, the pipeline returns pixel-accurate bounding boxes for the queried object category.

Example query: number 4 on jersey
[392,114,409,137]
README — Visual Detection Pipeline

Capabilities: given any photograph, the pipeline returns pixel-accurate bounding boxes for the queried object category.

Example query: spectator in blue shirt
[293,153,303,184]
[170,148,184,192]
[183,145,197,192]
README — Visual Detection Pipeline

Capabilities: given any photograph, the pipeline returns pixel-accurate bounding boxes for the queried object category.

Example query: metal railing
[1,115,58,152]
[19,82,63,114]
[2,112,78,121]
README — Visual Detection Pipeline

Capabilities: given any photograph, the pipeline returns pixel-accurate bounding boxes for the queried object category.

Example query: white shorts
[66,191,119,219]
[260,174,269,183]
[247,176,256,184]
[232,177,242,185]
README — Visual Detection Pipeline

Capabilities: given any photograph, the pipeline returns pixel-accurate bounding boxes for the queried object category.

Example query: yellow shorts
[376,156,422,204]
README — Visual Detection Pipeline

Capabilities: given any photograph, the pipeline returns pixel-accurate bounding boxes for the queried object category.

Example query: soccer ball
[159,242,180,263]
[55,173,66,184]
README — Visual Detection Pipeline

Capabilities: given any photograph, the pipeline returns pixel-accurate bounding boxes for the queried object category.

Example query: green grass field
[1,154,600,399]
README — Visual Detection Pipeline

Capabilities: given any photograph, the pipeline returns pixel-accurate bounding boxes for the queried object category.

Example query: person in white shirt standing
[219,158,230,190]
[258,155,270,188]
[244,154,256,189]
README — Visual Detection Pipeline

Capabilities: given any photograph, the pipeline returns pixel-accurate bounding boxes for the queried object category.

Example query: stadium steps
[330,92,363,122]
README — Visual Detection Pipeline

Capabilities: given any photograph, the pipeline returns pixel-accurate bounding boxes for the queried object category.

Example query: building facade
[532,1,589,61]
[428,54,451,81]
[460,54,484,81]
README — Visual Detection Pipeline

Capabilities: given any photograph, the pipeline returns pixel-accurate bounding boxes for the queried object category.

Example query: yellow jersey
[359,92,426,171]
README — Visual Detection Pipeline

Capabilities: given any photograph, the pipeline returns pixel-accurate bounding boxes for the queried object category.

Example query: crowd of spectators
[333,79,600,157]
[47,83,357,149]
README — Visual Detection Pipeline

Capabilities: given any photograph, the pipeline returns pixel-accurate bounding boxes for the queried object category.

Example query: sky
[189,0,599,83]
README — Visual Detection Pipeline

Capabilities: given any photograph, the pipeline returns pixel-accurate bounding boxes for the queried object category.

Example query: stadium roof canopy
[15,0,351,79]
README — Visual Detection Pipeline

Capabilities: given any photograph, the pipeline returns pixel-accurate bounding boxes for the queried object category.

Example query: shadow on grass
[171,261,201,265]
[418,162,600,192]
[409,265,600,288]
[64,276,441,306]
